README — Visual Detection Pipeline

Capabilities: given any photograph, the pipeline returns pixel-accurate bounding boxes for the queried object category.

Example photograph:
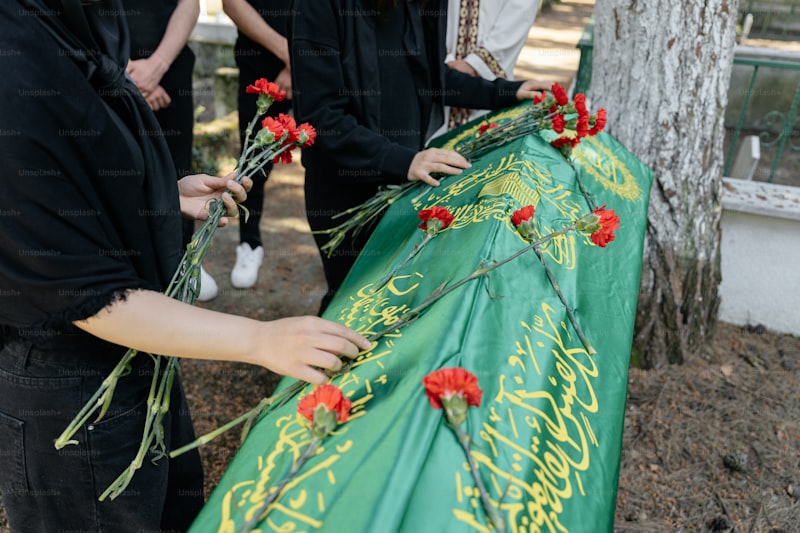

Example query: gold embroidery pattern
[454,303,600,531]
[572,136,642,202]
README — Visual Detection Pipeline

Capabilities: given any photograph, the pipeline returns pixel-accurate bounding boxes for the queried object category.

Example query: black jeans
[0,332,204,532]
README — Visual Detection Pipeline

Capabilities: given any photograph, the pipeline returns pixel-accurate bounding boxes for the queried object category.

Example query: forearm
[223,0,289,64]
[74,289,260,366]
[153,0,201,67]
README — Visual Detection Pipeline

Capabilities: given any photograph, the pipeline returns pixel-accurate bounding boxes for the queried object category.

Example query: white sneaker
[197,266,218,302]
[230,243,264,289]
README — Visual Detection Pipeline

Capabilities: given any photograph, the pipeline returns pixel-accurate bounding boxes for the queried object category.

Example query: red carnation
[573,93,588,115]
[245,78,286,102]
[590,205,620,247]
[297,122,316,147]
[511,205,535,227]
[551,136,579,149]
[551,114,565,134]
[298,384,351,426]
[272,150,293,165]
[417,206,454,235]
[576,112,590,138]
[261,116,285,141]
[532,90,548,106]
[422,367,482,410]
[478,122,498,135]
[550,82,569,107]
[512,205,536,240]
[588,108,607,136]
[277,113,299,144]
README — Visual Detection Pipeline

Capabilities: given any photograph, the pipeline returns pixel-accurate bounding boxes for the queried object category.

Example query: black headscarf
[0,0,183,331]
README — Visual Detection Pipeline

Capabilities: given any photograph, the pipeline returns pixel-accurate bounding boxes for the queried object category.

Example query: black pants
[235,48,292,249]
[0,333,204,532]
[304,175,396,314]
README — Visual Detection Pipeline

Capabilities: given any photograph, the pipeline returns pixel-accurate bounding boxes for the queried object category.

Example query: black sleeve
[290,0,416,182]
[443,68,524,110]
[0,14,165,330]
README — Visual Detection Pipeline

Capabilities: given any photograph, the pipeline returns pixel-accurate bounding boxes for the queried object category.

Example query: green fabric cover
[189,105,653,533]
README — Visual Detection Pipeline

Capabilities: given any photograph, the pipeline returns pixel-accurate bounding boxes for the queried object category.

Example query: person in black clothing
[123,0,223,301]
[221,0,294,290]
[290,0,550,312]
[0,1,370,531]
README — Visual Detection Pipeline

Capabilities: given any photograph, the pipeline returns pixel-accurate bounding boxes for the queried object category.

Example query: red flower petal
[261,116,285,140]
[590,205,620,247]
[511,205,535,227]
[573,93,588,115]
[422,367,483,409]
[551,114,565,134]
[297,384,352,425]
[551,82,569,107]
[478,122,498,135]
[245,78,286,102]
[277,113,299,144]
[298,123,316,147]
[588,108,607,136]
[417,206,454,232]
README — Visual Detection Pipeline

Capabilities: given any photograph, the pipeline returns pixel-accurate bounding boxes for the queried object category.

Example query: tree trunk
[590,0,739,367]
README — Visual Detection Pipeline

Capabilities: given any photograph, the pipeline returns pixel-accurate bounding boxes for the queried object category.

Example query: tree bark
[590,0,739,367]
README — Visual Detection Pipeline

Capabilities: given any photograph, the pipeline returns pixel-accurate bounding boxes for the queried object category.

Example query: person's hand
[126,55,169,98]
[145,85,172,111]
[275,66,292,100]
[177,171,253,225]
[516,79,555,101]
[253,317,372,384]
[408,148,471,187]
[447,59,478,77]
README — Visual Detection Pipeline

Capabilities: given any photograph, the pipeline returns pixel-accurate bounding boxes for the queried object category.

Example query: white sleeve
[464,0,540,80]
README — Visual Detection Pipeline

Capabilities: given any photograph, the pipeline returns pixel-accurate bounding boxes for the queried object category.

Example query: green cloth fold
[189,105,653,533]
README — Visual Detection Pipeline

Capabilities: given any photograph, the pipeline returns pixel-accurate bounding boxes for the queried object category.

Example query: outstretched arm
[74,291,371,384]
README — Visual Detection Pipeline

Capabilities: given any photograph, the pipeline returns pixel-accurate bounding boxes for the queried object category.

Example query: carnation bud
[254,127,276,147]
[310,405,339,439]
[256,94,274,116]
[575,213,602,234]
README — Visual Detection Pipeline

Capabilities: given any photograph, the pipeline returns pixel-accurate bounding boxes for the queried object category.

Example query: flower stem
[237,437,321,533]
[370,233,433,294]
[53,349,138,449]
[452,424,506,533]
[532,247,596,355]
[168,384,301,459]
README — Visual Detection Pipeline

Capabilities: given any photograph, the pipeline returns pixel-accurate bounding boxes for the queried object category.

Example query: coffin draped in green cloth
[188,105,653,533]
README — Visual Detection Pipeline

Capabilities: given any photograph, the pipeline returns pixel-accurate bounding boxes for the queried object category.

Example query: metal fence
[725,56,800,183]
[742,0,800,40]
[573,20,800,184]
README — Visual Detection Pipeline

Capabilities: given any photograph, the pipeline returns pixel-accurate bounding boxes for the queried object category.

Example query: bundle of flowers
[316,83,607,257]
[53,79,316,501]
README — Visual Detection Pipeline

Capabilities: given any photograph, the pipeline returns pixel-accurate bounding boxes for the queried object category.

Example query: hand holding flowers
[55,78,318,502]
[317,82,607,256]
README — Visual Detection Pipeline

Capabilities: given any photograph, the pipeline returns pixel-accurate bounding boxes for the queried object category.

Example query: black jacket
[290,0,523,185]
